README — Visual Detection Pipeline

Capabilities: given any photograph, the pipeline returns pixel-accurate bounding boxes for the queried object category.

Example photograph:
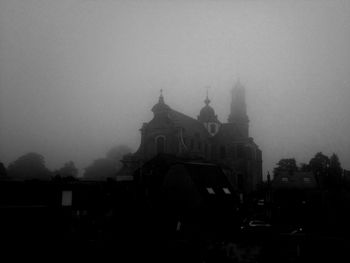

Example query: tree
[83,158,116,180]
[7,152,52,180]
[106,145,132,172]
[308,152,330,188]
[329,153,342,187]
[0,162,7,178]
[55,161,78,178]
[309,152,330,175]
[273,158,298,175]
[83,145,132,180]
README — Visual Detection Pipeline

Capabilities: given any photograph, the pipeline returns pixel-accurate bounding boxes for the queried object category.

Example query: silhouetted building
[271,171,323,230]
[133,154,240,241]
[118,81,262,194]
[272,171,318,190]
[343,169,350,184]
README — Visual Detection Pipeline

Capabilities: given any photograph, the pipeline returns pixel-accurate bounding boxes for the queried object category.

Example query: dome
[198,96,218,123]
[151,92,171,114]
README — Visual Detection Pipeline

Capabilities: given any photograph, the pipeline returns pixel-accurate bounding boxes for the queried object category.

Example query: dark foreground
[1,207,349,262]
[1,179,350,262]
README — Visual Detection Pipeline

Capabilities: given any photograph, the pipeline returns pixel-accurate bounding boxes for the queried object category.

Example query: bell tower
[228,80,249,137]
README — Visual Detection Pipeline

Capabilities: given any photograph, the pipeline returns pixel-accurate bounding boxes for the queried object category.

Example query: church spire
[228,80,249,137]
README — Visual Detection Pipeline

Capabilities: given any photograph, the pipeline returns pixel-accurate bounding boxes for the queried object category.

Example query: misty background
[1,0,349,177]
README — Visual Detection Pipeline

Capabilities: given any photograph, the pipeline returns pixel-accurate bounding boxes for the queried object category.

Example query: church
[118,81,262,194]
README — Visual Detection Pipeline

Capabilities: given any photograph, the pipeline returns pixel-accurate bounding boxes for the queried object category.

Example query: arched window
[156,136,165,154]
[210,123,216,134]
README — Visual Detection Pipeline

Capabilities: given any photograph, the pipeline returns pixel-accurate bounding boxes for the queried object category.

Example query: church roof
[169,110,209,136]
[149,91,213,138]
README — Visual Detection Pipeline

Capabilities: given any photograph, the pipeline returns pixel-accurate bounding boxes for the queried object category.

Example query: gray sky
[1,0,350,176]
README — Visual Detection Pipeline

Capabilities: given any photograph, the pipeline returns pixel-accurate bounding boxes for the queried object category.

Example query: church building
[119,81,262,194]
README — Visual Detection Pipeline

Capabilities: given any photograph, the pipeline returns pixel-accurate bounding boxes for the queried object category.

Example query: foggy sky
[1,0,350,177]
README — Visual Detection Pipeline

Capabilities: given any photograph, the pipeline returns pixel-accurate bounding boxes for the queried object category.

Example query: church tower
[228,80,249,137]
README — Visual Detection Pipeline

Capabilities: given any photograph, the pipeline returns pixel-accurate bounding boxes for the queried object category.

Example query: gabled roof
[182,162,232,188]
[146,106,210,137]
[133,154,238,202]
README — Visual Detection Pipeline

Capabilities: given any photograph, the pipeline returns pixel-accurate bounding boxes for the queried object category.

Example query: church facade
[119,81,262,194]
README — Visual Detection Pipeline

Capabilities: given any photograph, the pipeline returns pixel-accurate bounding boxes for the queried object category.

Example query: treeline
[0,145,132,180]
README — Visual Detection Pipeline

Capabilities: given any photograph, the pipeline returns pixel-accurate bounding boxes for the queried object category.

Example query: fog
[1,0,350,176]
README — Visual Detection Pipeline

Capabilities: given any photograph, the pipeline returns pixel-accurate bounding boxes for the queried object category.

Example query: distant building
[272,171,318,190]
[271,171,323,230]
[118,81,262,194]
[343,169,350,188]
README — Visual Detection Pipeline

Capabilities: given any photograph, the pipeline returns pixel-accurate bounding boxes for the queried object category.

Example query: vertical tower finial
[159,88,164,103]
[204,86,210,105]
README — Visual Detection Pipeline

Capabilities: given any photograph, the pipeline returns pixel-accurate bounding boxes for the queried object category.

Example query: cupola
[151,89,171,115]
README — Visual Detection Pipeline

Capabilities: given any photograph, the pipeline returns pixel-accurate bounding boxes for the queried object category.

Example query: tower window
[198,141,202,151]
[210,124,216,134]
[190,139,194,150]
[156,136,165,154]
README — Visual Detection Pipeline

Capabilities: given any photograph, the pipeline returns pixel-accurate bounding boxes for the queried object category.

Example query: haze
[1,0,350,177]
